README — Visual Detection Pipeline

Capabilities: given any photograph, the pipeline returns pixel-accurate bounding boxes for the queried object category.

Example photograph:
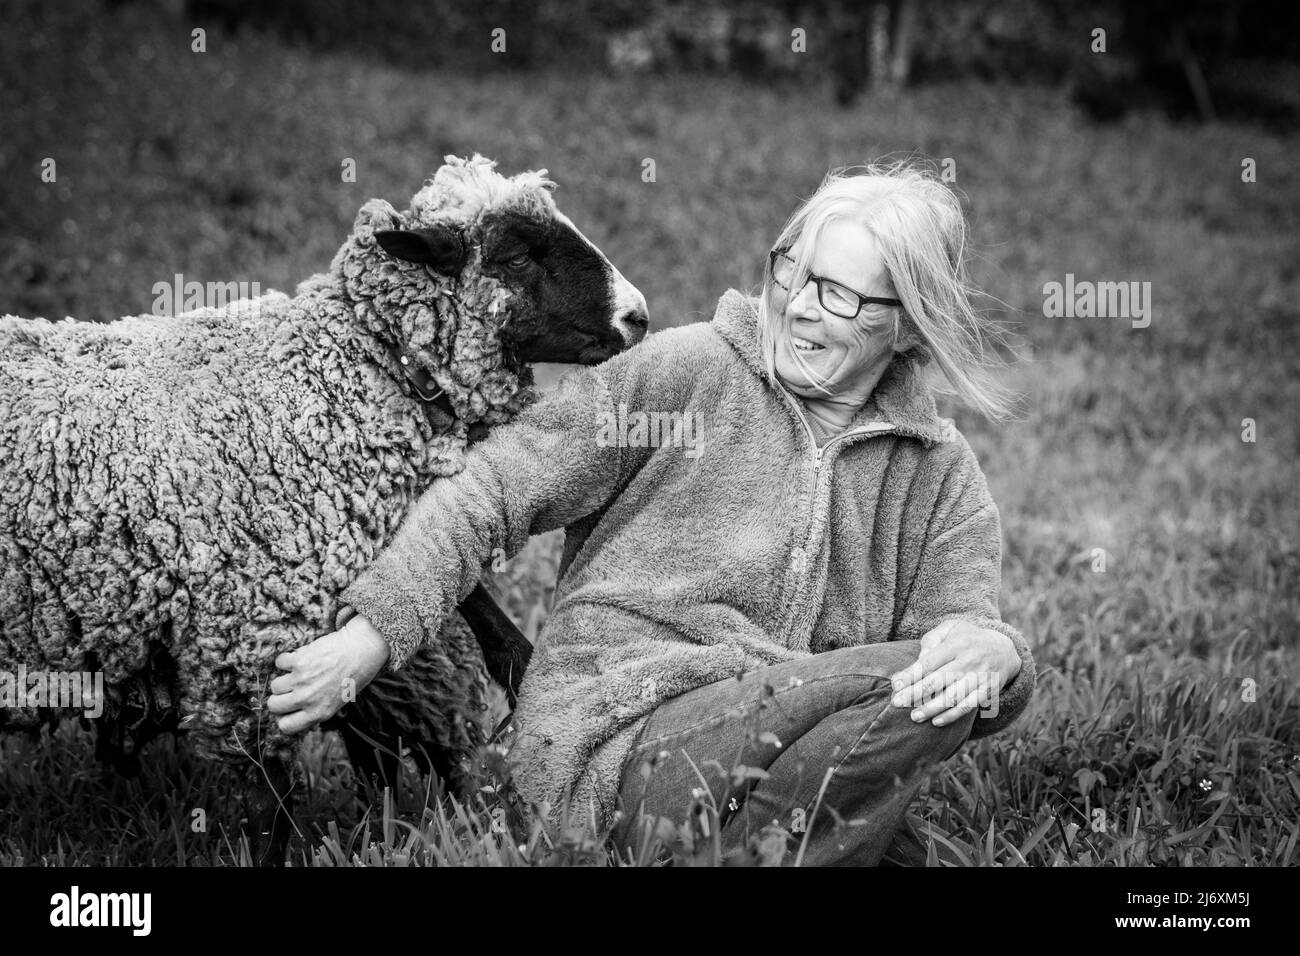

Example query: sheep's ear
[375,225,467,274]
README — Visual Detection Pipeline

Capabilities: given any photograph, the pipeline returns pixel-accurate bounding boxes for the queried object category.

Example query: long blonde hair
[755,159,1019,422]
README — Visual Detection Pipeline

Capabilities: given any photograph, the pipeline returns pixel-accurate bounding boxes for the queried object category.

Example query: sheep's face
[477,207,648,364]
[375,207,648,366]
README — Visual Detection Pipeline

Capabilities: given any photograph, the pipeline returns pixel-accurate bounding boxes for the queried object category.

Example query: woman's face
[772,219,902,400]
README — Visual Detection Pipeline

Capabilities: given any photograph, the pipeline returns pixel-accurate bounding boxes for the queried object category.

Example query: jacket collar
[710,288,954,446]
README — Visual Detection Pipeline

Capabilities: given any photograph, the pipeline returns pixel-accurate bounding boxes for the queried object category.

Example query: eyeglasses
[769,249,902,322]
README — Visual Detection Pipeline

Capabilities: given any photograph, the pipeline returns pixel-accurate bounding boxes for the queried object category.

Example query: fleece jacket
[340,288,1037,833]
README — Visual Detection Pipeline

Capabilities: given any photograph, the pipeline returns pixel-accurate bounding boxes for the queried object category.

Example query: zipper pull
[813,447,823,471]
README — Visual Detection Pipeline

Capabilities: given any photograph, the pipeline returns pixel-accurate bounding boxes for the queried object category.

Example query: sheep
[0,153,648,860]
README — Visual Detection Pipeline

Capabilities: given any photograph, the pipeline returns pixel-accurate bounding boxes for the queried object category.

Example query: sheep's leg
[331,614,487,808]
[457,583,532,706]
[244,755,296,867]
[336,706,461,806]
[335,714,406,799]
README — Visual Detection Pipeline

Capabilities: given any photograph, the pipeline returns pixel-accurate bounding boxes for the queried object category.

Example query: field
[2,2,1298,865]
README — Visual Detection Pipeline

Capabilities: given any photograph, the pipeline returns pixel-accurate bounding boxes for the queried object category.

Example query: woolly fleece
[0,155,548,768]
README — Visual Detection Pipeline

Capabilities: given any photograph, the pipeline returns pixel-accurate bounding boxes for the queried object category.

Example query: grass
[1,0,1298,865]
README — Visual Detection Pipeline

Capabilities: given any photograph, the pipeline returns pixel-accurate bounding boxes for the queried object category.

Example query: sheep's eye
[506,252,531,269]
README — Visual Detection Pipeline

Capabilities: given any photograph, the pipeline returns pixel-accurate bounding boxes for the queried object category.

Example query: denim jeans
[609,640,976,866]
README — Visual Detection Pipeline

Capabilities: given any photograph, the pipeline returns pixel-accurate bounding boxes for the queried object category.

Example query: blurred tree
[824,0,917,106]
[1072,0,1300,125]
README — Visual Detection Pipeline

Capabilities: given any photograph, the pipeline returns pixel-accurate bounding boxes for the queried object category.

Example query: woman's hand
[888,619,1021,727]
[267,612,392,735]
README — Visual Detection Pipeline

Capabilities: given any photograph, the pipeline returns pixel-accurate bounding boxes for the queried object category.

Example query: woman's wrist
[344,612,392,669]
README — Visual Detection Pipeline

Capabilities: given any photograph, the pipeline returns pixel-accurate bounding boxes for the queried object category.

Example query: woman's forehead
[797,220,888,291]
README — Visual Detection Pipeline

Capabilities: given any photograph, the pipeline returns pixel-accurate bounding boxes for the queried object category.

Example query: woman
[268,161,1036,866]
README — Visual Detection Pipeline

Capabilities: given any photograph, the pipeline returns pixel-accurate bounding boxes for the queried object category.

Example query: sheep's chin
[577,344,618,365]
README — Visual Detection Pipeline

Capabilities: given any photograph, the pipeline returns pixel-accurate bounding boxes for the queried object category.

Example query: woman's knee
[862,691,976,766]
[831,642,978,760]
[816,640,921,685]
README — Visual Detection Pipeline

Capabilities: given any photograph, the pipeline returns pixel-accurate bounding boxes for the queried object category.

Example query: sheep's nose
[612,286,649,346]
[618,301,649,331]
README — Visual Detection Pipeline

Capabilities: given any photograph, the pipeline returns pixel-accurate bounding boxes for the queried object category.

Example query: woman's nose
[789,280,820,317]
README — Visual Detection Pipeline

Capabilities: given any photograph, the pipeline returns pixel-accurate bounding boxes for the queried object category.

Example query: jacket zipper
[772,379,894,644]
[773,379,895,482]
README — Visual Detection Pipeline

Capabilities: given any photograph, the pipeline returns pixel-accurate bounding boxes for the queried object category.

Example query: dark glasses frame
[769,248,903,320]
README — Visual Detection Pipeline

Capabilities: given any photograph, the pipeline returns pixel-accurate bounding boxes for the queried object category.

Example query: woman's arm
[340,366,631,671]
[338,320,714,671]
[269,366,630,734]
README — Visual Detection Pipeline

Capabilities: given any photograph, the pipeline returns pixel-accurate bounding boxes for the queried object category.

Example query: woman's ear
[893,314,930,361]
[893,312,918,352]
